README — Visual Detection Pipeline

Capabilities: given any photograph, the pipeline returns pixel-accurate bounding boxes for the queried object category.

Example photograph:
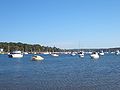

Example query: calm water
[0,54,120,90]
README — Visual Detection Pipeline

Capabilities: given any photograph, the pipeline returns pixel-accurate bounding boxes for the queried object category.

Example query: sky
[0,0,120,49]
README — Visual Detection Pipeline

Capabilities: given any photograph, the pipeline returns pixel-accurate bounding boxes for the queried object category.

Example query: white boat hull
[91,53,99,59]
[115,50,120,55]
[51,54,59,57]
[32,55,44,61]
[116,52,120,55]
[71,53,76,56]
[79,54,84,58]
[8,54,23,58]
[43,52,49,55]
[99,53,104,56]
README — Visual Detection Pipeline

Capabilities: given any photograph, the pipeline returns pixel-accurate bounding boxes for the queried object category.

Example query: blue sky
[0,0,120,49]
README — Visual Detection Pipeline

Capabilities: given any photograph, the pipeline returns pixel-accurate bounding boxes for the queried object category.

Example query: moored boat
[91,52,99,59]
[32,55,44,61]
[43,52,50,55]
[99,51,104,56]
[115,50,120,55]
[78,51,84,58]
[51,53,59,57]
[71,52,76,56]
[23,52,28,54]
[8,51,23,58]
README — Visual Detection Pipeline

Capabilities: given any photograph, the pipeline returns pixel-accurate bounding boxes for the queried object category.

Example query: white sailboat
[43,52,49,55]
[90,52,99,59]
[71,52,76,56]
[78,51,84,58]
[51,53,59,57]
[99,50,104,56]
[51,46,59,57]
[23,52,28,54]
[115,50,120,55]
[78,42,84,58]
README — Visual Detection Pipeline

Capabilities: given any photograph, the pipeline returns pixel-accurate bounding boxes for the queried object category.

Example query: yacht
[43,52,49,55]
[115,50,120,55]
[23,52,28,54]
[32,55,44,61]
[8,51,23,58]
[78,51,84,58]
[51,53,59,57]
[90,52,99,59]
[64,52,68,54]
[99,51,104,56]
[71,52,76,56]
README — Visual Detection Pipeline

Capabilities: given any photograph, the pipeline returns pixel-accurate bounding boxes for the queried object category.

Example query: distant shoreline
[0,42,120,53]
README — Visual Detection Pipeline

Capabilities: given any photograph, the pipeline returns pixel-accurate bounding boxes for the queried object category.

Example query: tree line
[0,42,62,52]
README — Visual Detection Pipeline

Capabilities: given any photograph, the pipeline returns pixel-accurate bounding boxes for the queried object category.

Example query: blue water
[0,54,120,90]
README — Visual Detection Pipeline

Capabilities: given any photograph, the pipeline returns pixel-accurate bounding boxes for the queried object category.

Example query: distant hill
[0,42,62,52]
[0,42,119,53]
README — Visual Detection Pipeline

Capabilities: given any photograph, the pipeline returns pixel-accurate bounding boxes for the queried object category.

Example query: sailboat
[71,52,76,56]
[78,51,84,58]
[43,52,50,55]
[43,47,50,55]
[51,46,59,57]
[51,53,59,57]
[99,50,104,56]
[90,52,99,59]
[78,42,84,58]
[115,50,120,55]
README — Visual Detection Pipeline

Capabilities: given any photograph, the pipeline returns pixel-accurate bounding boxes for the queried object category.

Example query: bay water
[0,54,120,90]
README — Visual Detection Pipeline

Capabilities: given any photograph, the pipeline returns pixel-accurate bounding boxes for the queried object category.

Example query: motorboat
[64,52,68,54]
[71,52,76,56]
[78,51,84,58]
[99,51,104,56]
[115,50,120,55]
[23,52,28,54]
[8,51,23,58]
[32,55,44,61]
[51,53,59,57]
[90,52,99,59]
[43,52,49,55]
[111,52,115,54]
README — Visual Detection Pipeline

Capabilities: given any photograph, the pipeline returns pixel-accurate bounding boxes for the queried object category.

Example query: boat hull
[91,54,99,59]
[32,56,44,61]
[51,54,59,57]
[8,54,23,58]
